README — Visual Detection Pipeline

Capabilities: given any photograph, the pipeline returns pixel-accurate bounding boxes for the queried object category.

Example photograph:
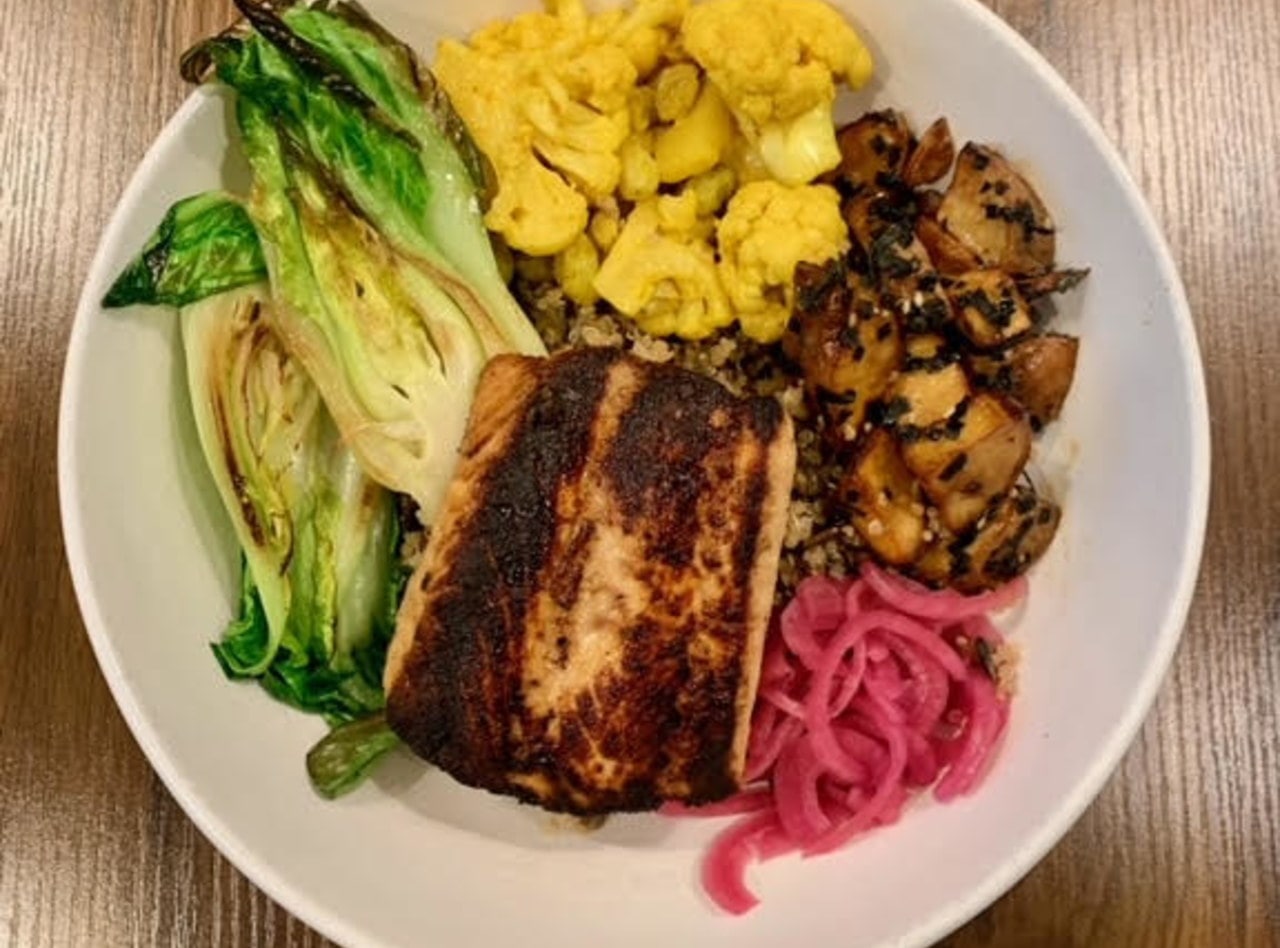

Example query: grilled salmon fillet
[383,347,796,815]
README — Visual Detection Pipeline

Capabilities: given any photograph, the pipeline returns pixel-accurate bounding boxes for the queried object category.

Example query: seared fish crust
[384,347,795,815]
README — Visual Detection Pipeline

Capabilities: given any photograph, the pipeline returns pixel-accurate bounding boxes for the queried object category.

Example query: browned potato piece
[917,189,943,216]
[911,540,955,587]
[901,393,1033,532]
[889,362,969,428]
[965,352,1005,392]
[844,196,955,335]
[962,486,1062,589]
[938,144,1056,276]
[788,263,902,429]
[948,269,1034,349]
[843,429,926,565]
[1016,268,1090,301]
[791,258,847,316]
[905,333,948,360]
[915,189,982,275]
[910,485,1061,592]
[967,333,1080,428]
[836,110,913,191]
[917,213,983,275]
[844,198,932,279]
[1005,333,1080,428]
[903,118,955,188]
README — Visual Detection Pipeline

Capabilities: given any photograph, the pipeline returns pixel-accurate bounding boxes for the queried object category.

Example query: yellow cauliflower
[681,0,874,185]
[686,165,737,216]
[555,233,602,305]
[717,181,849,342]
[434,0,687,256]
[653,82,734,183]
[594,191,732,339]
[589,199,624,252]
[618,131,661,201]
[653,62,701,121]
[606,0,690,78]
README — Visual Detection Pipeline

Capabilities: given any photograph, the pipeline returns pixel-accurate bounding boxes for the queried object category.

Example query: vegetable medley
[101,0,1082,822]
[437,0,872,341]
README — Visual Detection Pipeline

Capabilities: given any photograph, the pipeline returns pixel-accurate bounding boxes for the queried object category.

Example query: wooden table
[2,0,1276,944]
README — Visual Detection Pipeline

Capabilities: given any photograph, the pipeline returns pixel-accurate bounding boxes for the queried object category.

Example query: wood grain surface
[1,0,1276,945]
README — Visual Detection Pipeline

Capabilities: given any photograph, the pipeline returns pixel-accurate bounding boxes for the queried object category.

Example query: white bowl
[58,0,1209,945]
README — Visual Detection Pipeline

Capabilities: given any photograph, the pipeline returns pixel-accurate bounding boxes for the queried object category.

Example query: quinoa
[514,277,866,598]
[396,494,431,570]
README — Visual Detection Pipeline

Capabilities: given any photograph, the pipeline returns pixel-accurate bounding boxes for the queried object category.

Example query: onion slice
[682,565,1023,913]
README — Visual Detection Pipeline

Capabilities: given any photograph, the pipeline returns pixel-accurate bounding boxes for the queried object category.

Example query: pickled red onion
[694,566,1023,913]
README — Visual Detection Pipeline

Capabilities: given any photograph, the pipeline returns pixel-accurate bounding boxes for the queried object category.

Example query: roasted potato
[938,144,1056,276]
[909,484,1061,591]
[963,486,1062,589]
[842,429,926,565]
[969,333,1079,429]
[916,211,982,275]
[1004,333,1080,428]
[844,194,956,337]
[1016,267,1090,301]
[783,111,1084,595]
[948,269,1034,349]
[788,261,902,430]
[911,539,957,587]
[900,392,1032,532]
[844,196,928,277]
[904,333,949,360]
[903,117,955,188]
[836,110,913,192]
[889,360,969,428]
[838,122,965,343]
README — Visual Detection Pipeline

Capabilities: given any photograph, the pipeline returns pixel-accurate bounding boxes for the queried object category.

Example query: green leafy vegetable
[105,0,556,796]
[182,281,403,705]
[102,192,266,308]
[232,94,490,519]
[211,554,271,678]
[181,283,319,675]
[181,4,546,518]
[183,6,543,359]
[278,1,496,203]
[306,713,401,799]
[106,191,406,790]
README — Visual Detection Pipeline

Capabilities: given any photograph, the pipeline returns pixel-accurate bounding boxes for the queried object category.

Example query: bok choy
[234,95,487,521]
[103,192,265,308]
[181,1,546,520]
[104,192,402,794]
[102,0,552,797]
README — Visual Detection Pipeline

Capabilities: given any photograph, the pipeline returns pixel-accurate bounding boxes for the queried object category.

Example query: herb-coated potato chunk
[843,429,926,565]
[938,144,1056,276]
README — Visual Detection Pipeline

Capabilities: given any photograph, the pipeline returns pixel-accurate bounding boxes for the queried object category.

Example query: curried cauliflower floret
[681,0,874,185]
[434,0,687,256]
[589,199,624,252]
[482,152,591,258]
[555,233,602,305]
[717,181,849,342]
[593,191,732,339]
[653,62,701,121]
[608,0,691,78]
[628,84,657,132]
[686,165,738,216]
[618,131,661,201]
[653,82,735,183]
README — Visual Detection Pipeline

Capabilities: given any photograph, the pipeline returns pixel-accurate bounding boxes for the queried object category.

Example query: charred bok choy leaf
[233,95,487,521]
[103,192,403,794]
[103,192,266,307]
[181,2,545,519]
